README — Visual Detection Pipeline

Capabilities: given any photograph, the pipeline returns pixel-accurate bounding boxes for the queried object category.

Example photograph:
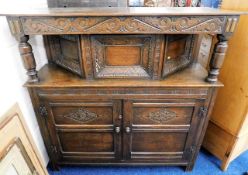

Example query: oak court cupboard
[0,1,241,171]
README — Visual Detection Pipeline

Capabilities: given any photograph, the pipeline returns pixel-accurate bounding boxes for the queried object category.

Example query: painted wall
[0,0,49,165]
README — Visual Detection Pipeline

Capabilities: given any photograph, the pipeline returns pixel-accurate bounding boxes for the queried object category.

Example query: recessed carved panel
[89,35,163,79]
[21,16,226,35]
[63,108,98,123]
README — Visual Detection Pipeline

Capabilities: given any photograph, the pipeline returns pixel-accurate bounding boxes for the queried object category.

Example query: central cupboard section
[39,92,206,165]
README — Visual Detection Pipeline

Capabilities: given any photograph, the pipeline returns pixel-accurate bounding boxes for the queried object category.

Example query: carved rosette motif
[63,108,98,123]
[21,16,225,34]
[148,108,177,123]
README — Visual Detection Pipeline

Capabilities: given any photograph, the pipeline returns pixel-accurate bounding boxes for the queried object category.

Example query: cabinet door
[123,99,204,163]
[40,98,122,163]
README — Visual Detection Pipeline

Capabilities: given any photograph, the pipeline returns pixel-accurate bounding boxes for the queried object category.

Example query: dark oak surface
[25,63,223,88]
[0,7,241,16]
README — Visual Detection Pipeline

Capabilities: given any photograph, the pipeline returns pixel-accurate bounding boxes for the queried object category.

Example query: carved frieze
[63,108,98,123]
[20,16,226,35]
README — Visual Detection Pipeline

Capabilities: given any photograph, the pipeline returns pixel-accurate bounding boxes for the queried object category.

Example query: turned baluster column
[206,34,229,83]
[19,35,39,83]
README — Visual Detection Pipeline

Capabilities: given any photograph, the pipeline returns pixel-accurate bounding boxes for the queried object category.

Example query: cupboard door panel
[58,132,114,152]
[40,97,122,161]
[124,99,204,161]
[132,132,187,152]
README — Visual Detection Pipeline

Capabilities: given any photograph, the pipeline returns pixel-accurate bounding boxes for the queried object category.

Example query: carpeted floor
[48,149,248,175]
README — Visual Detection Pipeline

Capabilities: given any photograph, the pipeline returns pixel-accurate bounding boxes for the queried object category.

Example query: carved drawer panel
[50,103,114,125]
[132,99,195,125]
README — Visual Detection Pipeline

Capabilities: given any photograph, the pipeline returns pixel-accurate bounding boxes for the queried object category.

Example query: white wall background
[0,0,49,165]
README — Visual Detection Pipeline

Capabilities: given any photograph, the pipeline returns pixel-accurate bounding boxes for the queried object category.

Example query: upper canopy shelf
[0,7,241,17]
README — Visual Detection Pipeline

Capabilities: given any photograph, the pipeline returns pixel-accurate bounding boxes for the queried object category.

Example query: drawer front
[123,99,205,161]
[40,97,122,162]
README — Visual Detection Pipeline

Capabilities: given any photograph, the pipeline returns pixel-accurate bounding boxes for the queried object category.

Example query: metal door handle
[118,114,122,120]
[115,126,120,133]
[125,127,131,133]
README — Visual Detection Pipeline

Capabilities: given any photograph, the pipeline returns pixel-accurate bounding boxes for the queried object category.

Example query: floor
[48,149,248,175]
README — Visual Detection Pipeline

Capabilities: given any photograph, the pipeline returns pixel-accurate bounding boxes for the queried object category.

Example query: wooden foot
[48,161,60,171]
[185,164,194,172]
[19,35,39,83]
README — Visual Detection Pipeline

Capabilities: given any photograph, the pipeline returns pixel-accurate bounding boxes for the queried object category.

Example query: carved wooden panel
[134,107,194,125]
[63,108,98,123]
[133,104,194,125]
[49,102,115,125]
[149,108,178,123]
[88,35,164,79]
[21,16,226,35]
[162,34,195,77]
[45,35,84,77]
